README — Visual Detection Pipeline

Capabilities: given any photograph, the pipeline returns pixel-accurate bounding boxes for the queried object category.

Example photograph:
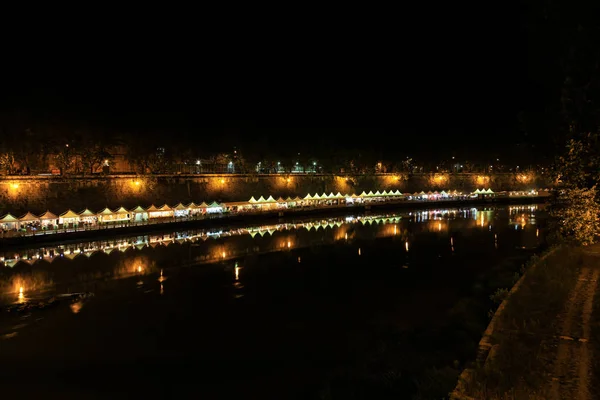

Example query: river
[0,204,543,399]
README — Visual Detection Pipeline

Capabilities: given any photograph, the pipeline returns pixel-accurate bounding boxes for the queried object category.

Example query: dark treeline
[1,0,598,176]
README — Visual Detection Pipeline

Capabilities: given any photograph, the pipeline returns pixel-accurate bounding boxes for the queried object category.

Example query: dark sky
[1,5,583,164]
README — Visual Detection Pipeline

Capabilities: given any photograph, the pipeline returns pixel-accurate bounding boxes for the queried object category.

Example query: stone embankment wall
[0,173,553,215]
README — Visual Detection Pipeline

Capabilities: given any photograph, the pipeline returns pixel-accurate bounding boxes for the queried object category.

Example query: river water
[0,204,543,399]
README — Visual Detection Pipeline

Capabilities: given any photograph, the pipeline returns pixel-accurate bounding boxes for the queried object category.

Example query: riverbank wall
[0,172,552,216]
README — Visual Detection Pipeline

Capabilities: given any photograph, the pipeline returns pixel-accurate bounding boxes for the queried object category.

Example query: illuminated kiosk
[59,209,80,227]
[172,203,189,218]
[79,209,97,225]
[39,211,59,230]
[206,201,223,214]
[18,212,40,230]
[130,206,148,222]
[0,213,19,231]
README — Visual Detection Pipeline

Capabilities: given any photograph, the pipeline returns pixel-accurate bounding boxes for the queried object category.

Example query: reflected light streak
[358,248,361,256]
[18,286,25,303]
[70,301,83,314]
[438,222,442,232]
[297,256,301,263]
[405,241,409,252]
[536,228,539,237]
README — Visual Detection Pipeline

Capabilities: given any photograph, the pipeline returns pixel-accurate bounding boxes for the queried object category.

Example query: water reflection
[0,205,544,302]
[17,286,25,303]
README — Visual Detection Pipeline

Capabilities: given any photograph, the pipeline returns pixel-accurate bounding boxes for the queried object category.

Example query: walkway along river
[0,204,544,399]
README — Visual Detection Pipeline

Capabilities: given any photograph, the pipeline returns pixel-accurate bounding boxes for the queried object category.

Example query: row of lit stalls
[471,188,495,197]
[404,190,466,200]
[0,201,226,231]
[0,188,518,233]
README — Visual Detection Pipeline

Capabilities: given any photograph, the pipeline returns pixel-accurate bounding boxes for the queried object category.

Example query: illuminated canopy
[0,213,18,222]
[97,208,115,216]
[113,207,130,214]
[39,211,58,220]
[248,196,257,203]
[172,203,188,210]
[335,192,343,198]
[360,191,368,197]
[79,209,96,216]
[130,206,147,213]
[394,190,402,195]
[60,210,80,219]
[367,191,374,196]
[257,196,267,202]
[198,202,210,208]
[304,194,313,200]
[146,205,160,212]
[208,201,221,208]
[159,204,173,211]
[186,202,199,209]
[19,212,40,222]
[374,190,381,196]
[266,195,276,202]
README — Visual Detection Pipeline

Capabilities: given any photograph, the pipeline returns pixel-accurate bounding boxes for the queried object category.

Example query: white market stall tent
[186,202,203,216]
[158,204,175,218]
[173,203,189,217]
[206,201,223,214]
[0,213,19,230]
[97,208,119,223]
[130,206,148,222]
[39,211,59,228]
[19,212,40,227]
[79,209,97,224]
[59,210,80,226]
[113,207,131,221]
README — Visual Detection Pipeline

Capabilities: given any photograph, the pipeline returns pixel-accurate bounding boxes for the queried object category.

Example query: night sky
[2,4,597,165]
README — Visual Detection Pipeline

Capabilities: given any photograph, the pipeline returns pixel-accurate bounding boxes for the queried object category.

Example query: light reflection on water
[0,204,544,302]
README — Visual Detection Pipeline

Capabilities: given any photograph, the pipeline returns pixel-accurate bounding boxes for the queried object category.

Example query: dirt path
[550,251,600,400]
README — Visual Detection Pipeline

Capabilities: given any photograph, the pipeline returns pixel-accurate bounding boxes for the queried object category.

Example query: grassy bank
[459,246,583,399]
